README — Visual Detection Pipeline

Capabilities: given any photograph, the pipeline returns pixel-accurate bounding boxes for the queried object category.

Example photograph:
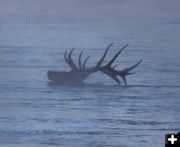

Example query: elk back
[47,71,84,84]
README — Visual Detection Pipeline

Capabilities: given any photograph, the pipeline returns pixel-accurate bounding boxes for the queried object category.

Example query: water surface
[0,0,180,146]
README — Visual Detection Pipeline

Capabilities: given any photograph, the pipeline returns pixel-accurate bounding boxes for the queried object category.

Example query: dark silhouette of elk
[47,43,142,85]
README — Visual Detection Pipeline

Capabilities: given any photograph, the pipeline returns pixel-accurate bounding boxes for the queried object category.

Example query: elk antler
[64,48,78,71]
[48,43,142,85]
[101,59,142,85]
[100,44,142,85]
[79,42,114,73]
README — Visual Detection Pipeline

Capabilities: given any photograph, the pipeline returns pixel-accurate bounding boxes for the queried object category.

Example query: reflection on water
[0,0,180,147]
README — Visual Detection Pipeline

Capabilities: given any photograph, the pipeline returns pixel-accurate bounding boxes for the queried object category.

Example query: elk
[47,43,142,85]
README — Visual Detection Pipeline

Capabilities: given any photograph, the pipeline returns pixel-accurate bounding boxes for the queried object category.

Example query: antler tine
[118,60,143,85]
[68,48,78,70]
[83,56,89,68]
[102,70,121,85]
[64,50,68,63]
[112,64,117,69]
[64,50,74,70]
[96,42,114,67]
[106,44,128,67]
[126,60,142,72]
[78,51,83,70]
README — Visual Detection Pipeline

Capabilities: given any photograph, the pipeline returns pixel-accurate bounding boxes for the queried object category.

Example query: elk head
[47,43,142,85]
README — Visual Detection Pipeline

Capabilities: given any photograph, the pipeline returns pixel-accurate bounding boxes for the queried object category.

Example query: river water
[0,0,180,146]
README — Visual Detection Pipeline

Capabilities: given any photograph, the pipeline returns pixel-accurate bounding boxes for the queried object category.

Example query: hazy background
[1,0,180,47]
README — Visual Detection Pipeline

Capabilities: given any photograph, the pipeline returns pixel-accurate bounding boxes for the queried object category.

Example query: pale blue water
[0,0,180,147]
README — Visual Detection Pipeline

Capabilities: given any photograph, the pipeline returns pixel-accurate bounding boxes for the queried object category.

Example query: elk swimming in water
[47,43,142,85]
